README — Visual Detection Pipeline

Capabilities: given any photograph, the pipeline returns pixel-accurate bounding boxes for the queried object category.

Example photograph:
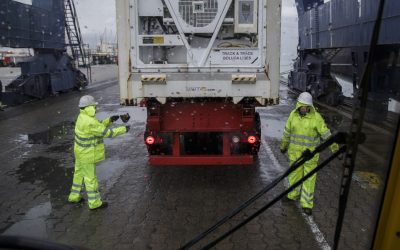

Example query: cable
[202,146,347,249]
[217,42,250,48]
[180,133,347,249]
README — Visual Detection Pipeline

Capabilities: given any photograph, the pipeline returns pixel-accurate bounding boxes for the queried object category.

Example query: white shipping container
[117,0,281,105]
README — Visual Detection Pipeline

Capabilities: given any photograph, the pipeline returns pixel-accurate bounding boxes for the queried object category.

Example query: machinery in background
[0,0,90,105]
[91,41,118,65]
[289,0,400,115]
[117,0,281,165]
[0,54,32,68]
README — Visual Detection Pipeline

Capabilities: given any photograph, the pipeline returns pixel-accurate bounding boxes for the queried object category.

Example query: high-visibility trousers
[287,159,317,209]
[68,161,103,209]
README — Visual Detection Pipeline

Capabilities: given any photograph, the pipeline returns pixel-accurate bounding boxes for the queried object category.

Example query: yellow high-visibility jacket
[74,106,127,163]
[280,102,338,163]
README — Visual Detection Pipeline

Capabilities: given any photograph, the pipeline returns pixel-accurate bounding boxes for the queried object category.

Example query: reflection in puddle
[14,134,28,143]
[3,202,52,238]
[352,171,381,190]
[28,121,74,144]
[15,157,73,199]
[46,142,73,153]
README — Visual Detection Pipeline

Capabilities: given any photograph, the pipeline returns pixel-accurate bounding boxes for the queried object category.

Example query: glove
[110,115,119,122]
[125,125,131,132]
[280,148,287,154]
[120,113,131,123]
[331,143,339,154]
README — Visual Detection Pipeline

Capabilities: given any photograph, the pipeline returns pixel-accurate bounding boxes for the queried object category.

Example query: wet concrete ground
[0,67,398,249]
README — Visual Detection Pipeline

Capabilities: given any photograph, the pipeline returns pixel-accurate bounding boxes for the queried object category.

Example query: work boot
[90,201,108,210]
[302,208,312,216]
[69,198,85,204]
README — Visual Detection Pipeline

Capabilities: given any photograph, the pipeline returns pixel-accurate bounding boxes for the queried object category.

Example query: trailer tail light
[247,135,257,144]
[145,136,155,145]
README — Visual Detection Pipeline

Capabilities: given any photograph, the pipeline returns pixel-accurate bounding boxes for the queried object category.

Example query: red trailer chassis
[143,99,261,166]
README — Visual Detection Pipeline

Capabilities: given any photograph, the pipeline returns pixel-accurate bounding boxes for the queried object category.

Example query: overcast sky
[280,0,299,71]
[74,0,118,47]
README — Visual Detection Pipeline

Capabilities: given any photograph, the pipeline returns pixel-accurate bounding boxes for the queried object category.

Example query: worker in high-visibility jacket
[68,95,130,210]
[280,92,338,215]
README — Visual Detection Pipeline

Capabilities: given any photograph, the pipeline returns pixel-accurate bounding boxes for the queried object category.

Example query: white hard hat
[78,95,98,108]
[297,92,313,106]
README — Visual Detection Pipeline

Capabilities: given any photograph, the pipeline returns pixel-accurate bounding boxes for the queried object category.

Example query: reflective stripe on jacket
[74,106,127,163]
[280,102,339,163]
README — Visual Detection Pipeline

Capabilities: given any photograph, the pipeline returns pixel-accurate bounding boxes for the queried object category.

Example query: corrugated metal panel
[6,2,31,48]
[48,0,65,48]
[318,3,330,48]
[358,0,375,46]
[380,0,400,44]
[384,0,400,17]
[359,0,400,45]
[0,0,64,49]
[330,0,340,29]
[309,8,316,48]
[30,9,43,48]
[32,0,52,11]
[298,12,310,48]
[360,0,378,23]
[305,11,312,49]
[298,0,400,49]
[331,0,359,47]
[380,17,400,45]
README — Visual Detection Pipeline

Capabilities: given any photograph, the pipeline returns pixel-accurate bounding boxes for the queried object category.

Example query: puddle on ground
[14,134,28,143]
[352,171,381,190]
[2,202,52,238]
[16,147,128,198]
[28,121,74,144]
[46,142,73,153]
[15,157,73,198]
